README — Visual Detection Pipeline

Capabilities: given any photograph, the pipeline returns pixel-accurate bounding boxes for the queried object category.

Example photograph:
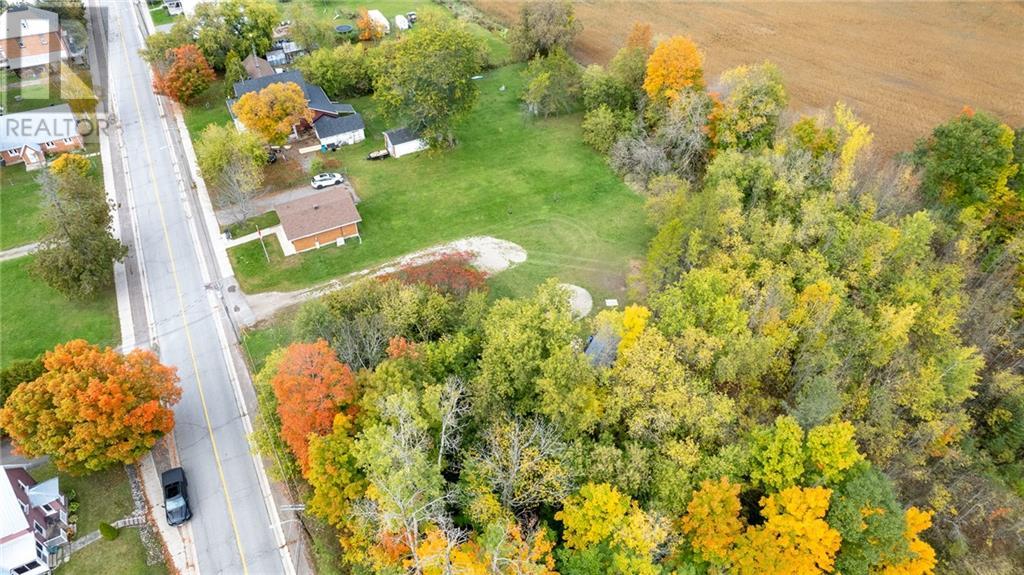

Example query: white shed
[383,128,429,158]
[394,14,410,31]
[367,9,390,35]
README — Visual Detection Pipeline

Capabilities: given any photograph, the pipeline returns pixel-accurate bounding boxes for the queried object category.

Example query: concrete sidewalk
[0,242,38,262]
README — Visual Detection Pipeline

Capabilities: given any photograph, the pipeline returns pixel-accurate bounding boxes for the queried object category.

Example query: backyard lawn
[149,5,180,27]
[0,256,119,367]
[0,165,45,249]
[31,463,166,575]
[229,64,651,302]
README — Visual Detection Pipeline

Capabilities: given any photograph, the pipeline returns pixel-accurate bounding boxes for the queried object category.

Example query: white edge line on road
[130,2,296,572]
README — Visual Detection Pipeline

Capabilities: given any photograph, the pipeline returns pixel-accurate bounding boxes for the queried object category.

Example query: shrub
[384,252,487,296]
[582,105,630,155]
[99,522,119,540]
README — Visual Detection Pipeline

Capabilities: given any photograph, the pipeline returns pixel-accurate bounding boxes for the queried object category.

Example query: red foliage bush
[384,252,487,296]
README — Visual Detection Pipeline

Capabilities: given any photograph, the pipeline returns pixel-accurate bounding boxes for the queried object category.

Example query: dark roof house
[228,70,365,147]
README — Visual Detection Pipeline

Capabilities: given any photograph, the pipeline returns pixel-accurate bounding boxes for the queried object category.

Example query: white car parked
[311,172,344,189]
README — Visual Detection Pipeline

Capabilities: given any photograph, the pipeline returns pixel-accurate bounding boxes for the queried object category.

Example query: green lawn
[0,256,119,367]
[229,64,651,303]
[149,6,179,27]
[0,164,46,249]
[222,210,281,238]
[183,79,232,141]
[32,463,167,575]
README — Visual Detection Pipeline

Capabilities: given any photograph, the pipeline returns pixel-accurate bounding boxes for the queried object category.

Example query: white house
[383,128,428,158]
[367,9,390,35]
[1,468,71,575]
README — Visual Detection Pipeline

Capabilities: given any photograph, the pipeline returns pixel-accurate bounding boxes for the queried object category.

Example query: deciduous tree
[714,62,787,151]
[195,123,267,224]
[31,154,127,299]
[271,340,356,473]
[509,0,581,61]
[521,48,581,117]
[0,340,181,474]
[296,44,373,99]
[232,81,313,145]
[643,36,703,102]
[581,104,631,154]
[154,44,215,104]
[372,17,487,147]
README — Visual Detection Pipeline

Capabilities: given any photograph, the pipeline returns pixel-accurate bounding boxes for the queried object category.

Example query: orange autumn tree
[232,81,313,145]
[271,340,356,473]
[643,36,704,102]
[356,8,384,42]
[154,44,216,104]
[0,340,181,474]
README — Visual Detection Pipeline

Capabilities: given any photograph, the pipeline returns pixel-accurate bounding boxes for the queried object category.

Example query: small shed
[277,189,362,253]
[394,14,410,31]
[367,9,390,35]
[383,128,428,158]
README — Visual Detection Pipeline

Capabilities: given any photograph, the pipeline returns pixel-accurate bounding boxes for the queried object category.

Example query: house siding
[319,128,365,147]
[290,223,360,252]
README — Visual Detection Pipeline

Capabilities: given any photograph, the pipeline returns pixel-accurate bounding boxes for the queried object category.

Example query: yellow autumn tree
[879,507,937,575]
[832,102,873,193]
[682,477,744,564]
[805,420,864,483]
[643,36,704,102]
[231,81,313,145]
[618,304,651,355]
[731,486,842,575]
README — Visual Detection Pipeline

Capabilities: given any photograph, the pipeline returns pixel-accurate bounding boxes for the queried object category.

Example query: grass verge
[0,164,45,249]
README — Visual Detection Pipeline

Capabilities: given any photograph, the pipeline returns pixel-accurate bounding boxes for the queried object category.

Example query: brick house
[1,468,71,575]
[0,5,68,74]
[277,188,362,253]
[0,103,84,170]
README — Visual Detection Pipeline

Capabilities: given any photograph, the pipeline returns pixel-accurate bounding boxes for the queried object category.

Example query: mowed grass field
[476,0,1024,157]
[229,64,651,302]
[0,165,46,249]
[0,256,119,367]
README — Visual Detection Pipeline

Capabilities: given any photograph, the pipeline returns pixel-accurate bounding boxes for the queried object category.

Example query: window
[40,37,48,46]
[10,148,22,157]
[62,137,73,145]
[13,560,42,575]
[33,520,43,535]
[17,40,24,48]
[44,141,55,149]
[35,540,44,556]
[42,503,55,514]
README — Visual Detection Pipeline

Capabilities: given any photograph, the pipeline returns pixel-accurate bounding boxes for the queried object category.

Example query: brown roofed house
[277,189,362,253]
[242,53,274,80]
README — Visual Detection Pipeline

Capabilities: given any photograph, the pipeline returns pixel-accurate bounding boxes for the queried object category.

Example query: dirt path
[476,1,1024,157]
[244,236,527,324]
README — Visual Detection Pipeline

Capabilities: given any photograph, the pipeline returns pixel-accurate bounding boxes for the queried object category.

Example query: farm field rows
[475,0,1024,156]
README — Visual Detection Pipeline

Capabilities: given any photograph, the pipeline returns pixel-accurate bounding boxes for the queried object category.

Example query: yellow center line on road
[112,6,250,574]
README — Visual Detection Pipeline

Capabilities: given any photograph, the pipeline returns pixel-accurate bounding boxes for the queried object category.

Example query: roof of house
[314,112,365,139]
[0,103,78,152]
[0,469,30,547]
[0,5,59,40]
[584,327,621,368]
[231,70,334,113]
[277,189,362,241]
[383,127,422,146]
[242,53,274,79]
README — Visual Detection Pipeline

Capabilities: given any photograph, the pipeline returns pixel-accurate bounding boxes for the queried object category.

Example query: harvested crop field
[476,1,1024,157]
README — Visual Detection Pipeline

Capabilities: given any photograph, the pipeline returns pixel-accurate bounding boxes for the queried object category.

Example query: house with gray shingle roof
[227,70,365,148]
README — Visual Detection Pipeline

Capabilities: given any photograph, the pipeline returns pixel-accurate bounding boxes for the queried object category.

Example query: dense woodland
[2,1,1020,574]
[243,4,1023,573]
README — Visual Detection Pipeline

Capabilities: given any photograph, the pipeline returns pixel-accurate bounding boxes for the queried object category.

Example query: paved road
[101,2,287,573]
